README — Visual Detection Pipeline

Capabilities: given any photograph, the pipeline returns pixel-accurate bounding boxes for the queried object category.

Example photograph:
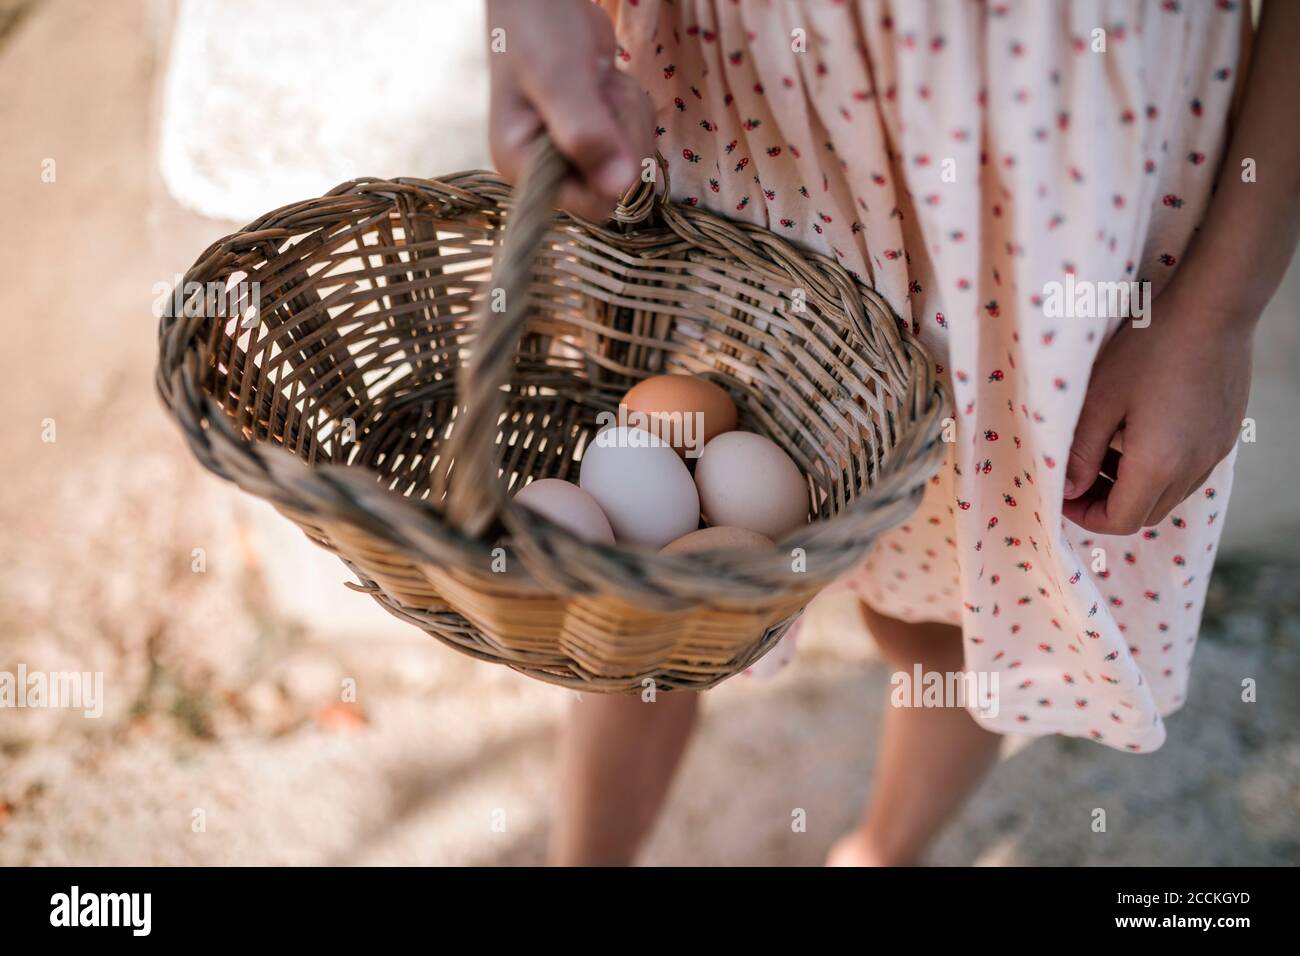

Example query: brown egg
[621,374,738,460]
[660,525,775,555]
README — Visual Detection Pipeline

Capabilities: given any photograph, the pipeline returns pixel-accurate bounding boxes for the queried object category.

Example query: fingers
[488,81,542,185]
[1147,463,1219,526]
[486,1,651,219]
[541,95,637,193]
[1064,391,1124,501]
[490,62,647,220]
[1063,442,1232,535]
[490,81,633,220]
[603,69,657,181]
[1065,451,1169,536]
[523,35,641,206]
[1144,476,1193,528]
[1061,446,1115,528]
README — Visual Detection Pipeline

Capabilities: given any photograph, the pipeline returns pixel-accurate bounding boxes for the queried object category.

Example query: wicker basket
[156,136,948,692]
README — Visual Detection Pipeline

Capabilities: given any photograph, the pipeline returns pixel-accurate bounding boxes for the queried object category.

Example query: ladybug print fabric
[602,0,1245,752]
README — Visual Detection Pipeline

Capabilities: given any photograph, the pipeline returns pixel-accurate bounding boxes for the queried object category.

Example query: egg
[513,478,615,544]
[660,525,775,555]
[620,374,737,459]
[694,431,808,539]
[579,425,700,548]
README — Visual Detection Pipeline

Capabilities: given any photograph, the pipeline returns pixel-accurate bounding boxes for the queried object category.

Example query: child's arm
[1064,0,1300,535]
[486,0,653,220]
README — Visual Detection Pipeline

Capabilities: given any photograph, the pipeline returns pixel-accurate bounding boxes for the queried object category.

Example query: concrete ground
[0,0,1297,866]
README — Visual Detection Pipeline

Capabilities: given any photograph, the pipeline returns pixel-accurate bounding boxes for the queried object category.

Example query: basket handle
[439,135,664,538]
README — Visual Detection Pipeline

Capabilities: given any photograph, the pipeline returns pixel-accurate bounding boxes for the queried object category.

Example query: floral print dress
[601,0,1247,752]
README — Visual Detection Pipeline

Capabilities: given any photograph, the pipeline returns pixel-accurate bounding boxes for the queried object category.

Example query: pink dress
[602,0,1247,752]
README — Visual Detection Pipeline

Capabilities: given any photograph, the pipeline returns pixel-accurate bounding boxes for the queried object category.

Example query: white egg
[513,478,615,545]
[694,431,808,539]
[579,426,700,548]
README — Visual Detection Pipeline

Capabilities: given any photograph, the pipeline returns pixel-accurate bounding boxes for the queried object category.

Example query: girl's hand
[1062,287,1253,535]
[1063,0,1299,537]
[486,0,654,220]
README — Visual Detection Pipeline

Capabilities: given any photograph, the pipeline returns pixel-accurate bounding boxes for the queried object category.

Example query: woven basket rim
[157,169,949,606]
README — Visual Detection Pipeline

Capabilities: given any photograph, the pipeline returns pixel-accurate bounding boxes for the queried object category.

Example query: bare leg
[549,689,700,866]
[828,601,1002,866]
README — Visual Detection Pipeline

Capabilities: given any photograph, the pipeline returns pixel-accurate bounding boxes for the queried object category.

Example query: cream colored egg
[513,478,615,545]
[579,426,700,548]
[694,431,808,539]
[660,525,775,555]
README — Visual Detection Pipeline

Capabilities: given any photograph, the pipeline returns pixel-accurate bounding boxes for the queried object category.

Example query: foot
[825,828,909,867]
